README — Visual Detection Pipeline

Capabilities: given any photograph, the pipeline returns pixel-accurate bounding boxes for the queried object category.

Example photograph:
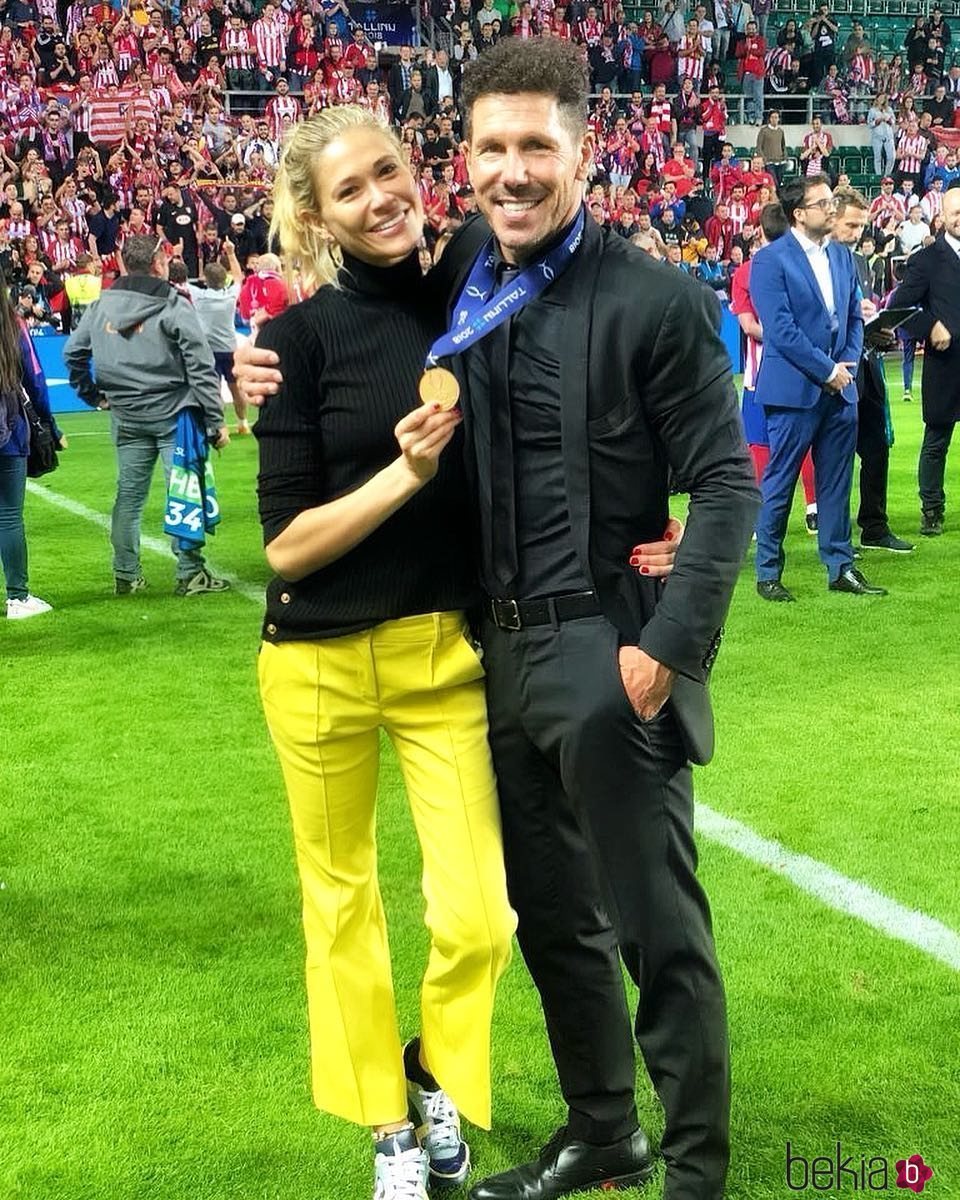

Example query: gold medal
[419,367,460,410]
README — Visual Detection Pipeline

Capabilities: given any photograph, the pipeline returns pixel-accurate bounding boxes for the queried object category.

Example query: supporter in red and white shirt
[726,182,750,235]
[677,19,705,84]
[640,115,667,171]
[800,117,833,176]
[289,12,321,86]
[709,142,744,201]
[253,3,289,86]
[704,201,734,261]
[647,82,675,142]
[700,83,727,157]
[238,252,289,323]
[57,177,88,238]
[322,22,345,57]
[549,6,573,38]
[577,6,604,45]
[45,216,84,273]
[512,3,540,38]
[107,154,136,211]
[323,42,347,90]
[265,78,301,141]
[748,184,775,225]
[895,118,927,187]
[661,142,698,197]
[304,69,332,113]
[116,206,152,252]
[343,24,373,70]
[920,177,945,223]
[333,63,363,105]
[111,17,142,78]
[141,10,174,50]
[6,200,34,242]
[220,15,255,90]
[358,80,391,125]
[741,154,777,200]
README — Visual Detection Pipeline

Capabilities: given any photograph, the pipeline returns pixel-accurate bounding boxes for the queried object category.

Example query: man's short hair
[204,262,228,289]
[461,37,588,138]
[759,201,789,243]
[122,234,163,275]
[168,259,189,284]
[832,185,869,216]
[779,173,830,226]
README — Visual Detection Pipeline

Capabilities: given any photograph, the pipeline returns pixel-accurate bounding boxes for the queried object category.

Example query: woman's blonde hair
[270,106,401,295]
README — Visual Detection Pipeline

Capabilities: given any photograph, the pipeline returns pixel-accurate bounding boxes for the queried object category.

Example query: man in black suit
[893,186,960,535]
[453,39,757,1200]
[387,43,416,111]
[832,187,915,553]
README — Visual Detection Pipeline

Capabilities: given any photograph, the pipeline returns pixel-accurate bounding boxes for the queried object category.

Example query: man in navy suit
[750,173,886,599]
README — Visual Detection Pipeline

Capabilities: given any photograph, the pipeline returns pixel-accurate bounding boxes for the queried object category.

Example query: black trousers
[918,421,955,511]
[481,614,730,1200]
[856,354,891,539]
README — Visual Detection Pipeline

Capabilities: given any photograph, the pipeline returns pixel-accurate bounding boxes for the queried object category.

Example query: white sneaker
[406,1078,471,1187]
[372,1128,429,1200]
[6,595,53,620]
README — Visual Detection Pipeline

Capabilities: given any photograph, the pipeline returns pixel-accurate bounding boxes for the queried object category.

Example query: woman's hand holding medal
[395,401,463,485]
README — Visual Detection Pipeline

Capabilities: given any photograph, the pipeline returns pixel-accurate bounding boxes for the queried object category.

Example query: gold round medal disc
[419,367,461,411]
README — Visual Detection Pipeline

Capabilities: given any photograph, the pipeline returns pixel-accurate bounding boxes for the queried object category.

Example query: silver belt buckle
[497,599,522,631]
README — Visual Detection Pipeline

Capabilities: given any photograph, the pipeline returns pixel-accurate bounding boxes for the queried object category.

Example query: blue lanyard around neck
[426,207,586,367]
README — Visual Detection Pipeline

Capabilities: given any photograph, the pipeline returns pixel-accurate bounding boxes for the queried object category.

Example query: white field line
[25,480,265,606]
[25,480,960,973]
[697,805,960,972]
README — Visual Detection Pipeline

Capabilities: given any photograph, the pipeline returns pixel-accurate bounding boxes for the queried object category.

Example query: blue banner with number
[164,409,221,550]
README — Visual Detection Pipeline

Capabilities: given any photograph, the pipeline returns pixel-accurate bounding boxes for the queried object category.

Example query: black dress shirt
[464,216,593,599]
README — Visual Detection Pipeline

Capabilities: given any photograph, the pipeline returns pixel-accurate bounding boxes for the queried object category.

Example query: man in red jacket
[736,20,767,125]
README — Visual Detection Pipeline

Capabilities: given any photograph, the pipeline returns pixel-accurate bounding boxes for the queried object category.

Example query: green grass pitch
[2,374,958,1199]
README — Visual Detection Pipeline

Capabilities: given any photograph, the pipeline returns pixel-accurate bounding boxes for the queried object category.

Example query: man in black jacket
[894,186,960,535]
[832,186,914,553]
[451,39,756,1200]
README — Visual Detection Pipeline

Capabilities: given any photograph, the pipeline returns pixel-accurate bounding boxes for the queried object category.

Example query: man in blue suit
[750,173,887,600]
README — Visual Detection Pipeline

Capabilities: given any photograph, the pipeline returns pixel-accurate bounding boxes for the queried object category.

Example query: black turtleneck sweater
[254,251,478,642]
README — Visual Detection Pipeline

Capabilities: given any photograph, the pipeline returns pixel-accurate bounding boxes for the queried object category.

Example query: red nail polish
[629,556,641,567]
[640,566,650,574]
[664,531,673,541]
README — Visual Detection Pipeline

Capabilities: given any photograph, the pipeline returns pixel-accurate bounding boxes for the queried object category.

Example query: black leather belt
[487,590,602,631]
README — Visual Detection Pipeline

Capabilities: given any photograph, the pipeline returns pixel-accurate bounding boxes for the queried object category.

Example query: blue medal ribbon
[425,208,586,368]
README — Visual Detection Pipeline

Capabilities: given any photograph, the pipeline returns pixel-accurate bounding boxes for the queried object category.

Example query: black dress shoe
[828,566,888,595]
[757,579,796,602]
[468,1127,654,1200]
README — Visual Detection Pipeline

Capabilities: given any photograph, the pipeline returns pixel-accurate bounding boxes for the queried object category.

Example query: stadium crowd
[0,0,958,325]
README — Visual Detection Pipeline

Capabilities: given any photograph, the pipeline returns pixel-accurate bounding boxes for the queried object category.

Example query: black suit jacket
[387,61,411,108]
[853,251,887,397]
[894,235,960,425]
[438,215,759,764]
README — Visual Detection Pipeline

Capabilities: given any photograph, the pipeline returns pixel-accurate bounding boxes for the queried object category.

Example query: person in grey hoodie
[64,235,231,597]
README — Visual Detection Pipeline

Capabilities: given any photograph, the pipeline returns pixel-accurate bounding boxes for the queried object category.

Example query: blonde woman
[253,107,516,1200]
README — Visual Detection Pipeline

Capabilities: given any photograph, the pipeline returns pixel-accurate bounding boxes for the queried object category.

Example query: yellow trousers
[258,611,516,1130]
